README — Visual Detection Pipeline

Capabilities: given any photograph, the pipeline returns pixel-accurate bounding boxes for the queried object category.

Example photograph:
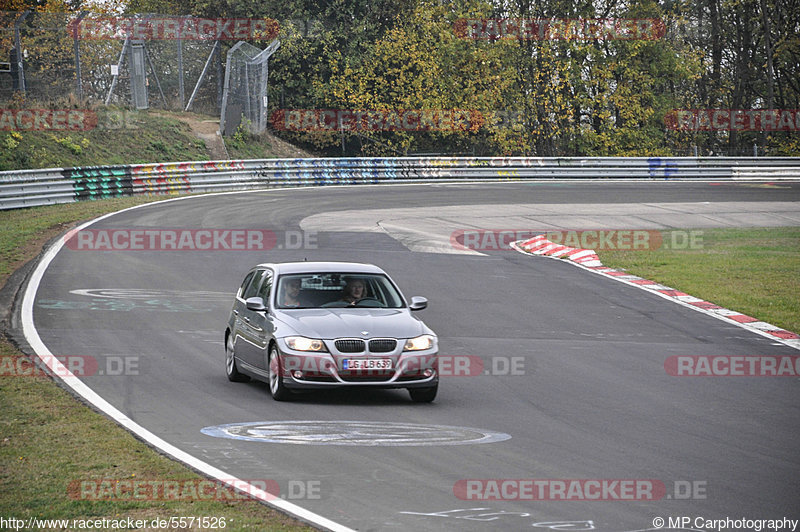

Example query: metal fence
[1,156,799,210]
[220,39,279,135]
[1,11,225,114]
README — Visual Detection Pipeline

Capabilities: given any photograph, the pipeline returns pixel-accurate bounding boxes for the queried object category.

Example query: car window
[275,273,404,309]
[257,270,273,303]
[237,271,255,298]
[242,269,266,300]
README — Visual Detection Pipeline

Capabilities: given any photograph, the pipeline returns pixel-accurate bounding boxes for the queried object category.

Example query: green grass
[0,106,313,170]
[225,125,277,160]
[0,108,209,171]
[597,227,800,334]
[0,198,313,531]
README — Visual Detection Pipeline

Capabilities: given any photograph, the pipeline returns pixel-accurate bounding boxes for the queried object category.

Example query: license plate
[343,358,393,370]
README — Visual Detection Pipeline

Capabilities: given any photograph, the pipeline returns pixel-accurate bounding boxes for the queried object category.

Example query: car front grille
[368,339,397,353]
[335,339,365,353]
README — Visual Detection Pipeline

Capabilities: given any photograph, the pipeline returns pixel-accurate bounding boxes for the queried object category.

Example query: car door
[239,269,275,370]
[234,268,266,369]
[230,269,255,349]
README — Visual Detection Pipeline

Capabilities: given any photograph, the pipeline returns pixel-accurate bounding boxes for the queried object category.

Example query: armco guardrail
[1,156,799,210]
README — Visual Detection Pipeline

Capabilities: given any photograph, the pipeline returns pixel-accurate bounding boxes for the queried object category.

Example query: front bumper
[276,338,438,390]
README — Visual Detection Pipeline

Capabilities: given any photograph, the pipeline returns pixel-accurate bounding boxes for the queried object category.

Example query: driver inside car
[340,278,366,305]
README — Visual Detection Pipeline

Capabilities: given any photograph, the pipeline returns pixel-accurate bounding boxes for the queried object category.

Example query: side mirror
[245,297,266,312]
[409,296,428,311]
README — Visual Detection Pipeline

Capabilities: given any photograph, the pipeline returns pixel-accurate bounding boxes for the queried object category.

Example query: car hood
[274,308,427,339]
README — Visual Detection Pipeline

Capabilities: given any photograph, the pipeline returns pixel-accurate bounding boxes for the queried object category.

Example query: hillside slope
[1,108,315,171]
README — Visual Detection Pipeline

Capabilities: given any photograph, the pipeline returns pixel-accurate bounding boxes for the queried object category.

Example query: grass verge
[0,197,313,531]
[597,227,800,334]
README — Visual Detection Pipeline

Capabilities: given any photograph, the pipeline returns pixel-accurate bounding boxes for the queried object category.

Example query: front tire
[409,383,438,403]
[268,345,292,401]
[225,333,249,382]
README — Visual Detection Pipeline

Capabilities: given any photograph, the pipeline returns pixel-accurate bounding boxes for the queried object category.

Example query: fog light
[423,368,435,378]
[292,370,303,379]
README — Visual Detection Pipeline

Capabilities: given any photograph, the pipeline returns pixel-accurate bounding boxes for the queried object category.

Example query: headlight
[285,336,327,352]
[404,334,435,351]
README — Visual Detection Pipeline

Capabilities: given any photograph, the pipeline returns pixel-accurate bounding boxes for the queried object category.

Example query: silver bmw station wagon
[224,262,439,402]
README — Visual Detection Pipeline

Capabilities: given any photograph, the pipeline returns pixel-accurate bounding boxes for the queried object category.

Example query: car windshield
[275,273,405,309]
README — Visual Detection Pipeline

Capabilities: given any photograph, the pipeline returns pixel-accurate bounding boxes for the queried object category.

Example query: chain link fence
[220,39,279,135]
[0,11,229,115]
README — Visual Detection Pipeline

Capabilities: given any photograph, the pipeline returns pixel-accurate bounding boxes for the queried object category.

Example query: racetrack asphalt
[13,181,800,531]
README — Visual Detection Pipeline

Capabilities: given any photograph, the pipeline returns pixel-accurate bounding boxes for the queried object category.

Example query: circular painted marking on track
[201,421,511,446]
[70,288,230,301]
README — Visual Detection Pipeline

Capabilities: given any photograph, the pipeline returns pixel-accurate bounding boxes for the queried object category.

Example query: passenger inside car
[277,277,302,307]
